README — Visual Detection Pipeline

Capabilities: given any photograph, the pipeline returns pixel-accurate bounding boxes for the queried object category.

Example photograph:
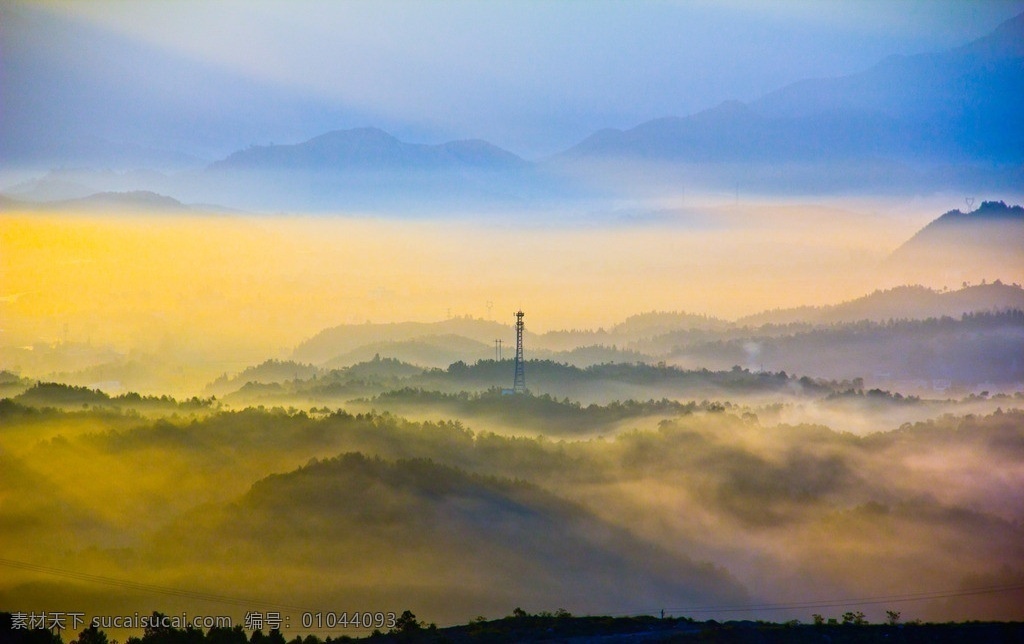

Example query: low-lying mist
[1,399,1021,631]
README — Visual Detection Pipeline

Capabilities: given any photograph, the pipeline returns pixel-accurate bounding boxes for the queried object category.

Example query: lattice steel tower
[513,310,526,393]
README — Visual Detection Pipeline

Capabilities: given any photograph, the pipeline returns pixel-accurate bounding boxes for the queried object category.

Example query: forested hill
[738,282,1024,327]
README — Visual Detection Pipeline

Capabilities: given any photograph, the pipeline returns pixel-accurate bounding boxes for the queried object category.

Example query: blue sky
[3,0,1023,159]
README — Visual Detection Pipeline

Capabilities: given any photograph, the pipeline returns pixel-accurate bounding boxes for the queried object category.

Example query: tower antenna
[512,310,526,394]
[965,197,975,212]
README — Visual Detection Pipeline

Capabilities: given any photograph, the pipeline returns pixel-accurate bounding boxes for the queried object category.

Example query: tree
[249,630,284,644]
[267,630,286,644]
[142,612,176,643]
[73,626,109,644]
[392,611,421,634]
[0,612,63,644]
[841,611,867,625]
[885,610,901,625]
[207,625,248,644]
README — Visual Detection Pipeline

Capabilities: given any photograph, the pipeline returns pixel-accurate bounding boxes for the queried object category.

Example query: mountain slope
[751,12,1024,161]
[293,318,522,364]
[561,100,906,163]
[59,190,189,211]
[739,282,1024,327]
[188,127,564,211]
[0,189,206,212]
[886,201,1024,286]
[894,200,1024,252]
[673,310,1024,385]
[555,13,1024,192]
[154,452,747,617]
[321,334,495,370]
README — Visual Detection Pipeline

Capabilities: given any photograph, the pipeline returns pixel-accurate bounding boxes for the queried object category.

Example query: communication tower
[513,310,526,393]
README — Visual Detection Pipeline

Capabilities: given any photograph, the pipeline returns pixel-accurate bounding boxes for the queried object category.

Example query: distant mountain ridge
[898,200,1024,242]
[738,282,1024,327]
[186,126,568,211]
[752,11,1024,130]
[321,334,495,370]
[674,309,1024,384]
[6,13,1022,207]
[293,318,526,365]
[64,190,187,210]
[0,189,190,212]
[209,127,530,173]
[556,12,1024,192]
[561,100,914,164]
[289,282,1023,375]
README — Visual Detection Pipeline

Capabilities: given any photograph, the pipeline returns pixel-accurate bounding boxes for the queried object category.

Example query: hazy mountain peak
[308,126,400,146]
[702,99,752,117]
[939,199,1023,220]
[887,201,1024,287]
[557,14,1023,175]
[36,190,189,211]
[438,138,529,168]
[955,11,1024,59]
[208,127,527,174]
[910,200,1023,238]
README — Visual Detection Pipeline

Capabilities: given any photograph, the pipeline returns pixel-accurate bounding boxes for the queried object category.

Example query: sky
[3,0,1024,159]
[1,0,1022,354]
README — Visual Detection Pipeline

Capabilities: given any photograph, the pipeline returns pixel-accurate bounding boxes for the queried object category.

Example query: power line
[653,582,1024,616]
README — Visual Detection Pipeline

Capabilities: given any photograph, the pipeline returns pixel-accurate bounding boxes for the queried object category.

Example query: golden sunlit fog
[1,201,916,366]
